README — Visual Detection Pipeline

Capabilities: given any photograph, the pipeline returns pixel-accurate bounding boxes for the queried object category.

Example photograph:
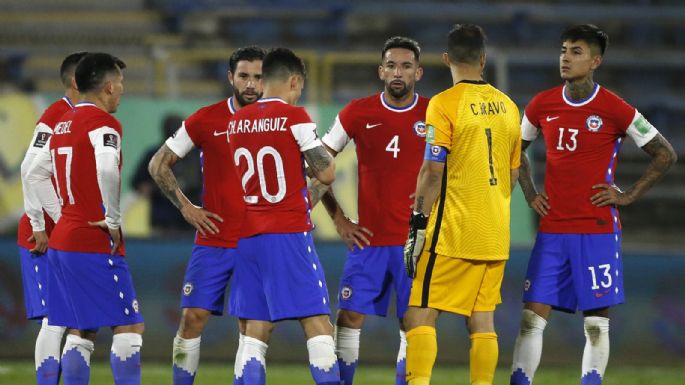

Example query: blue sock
[61,338,92,385]
[36,356,60,385]
[234,336,267,385]
[510,368,532,385]
[173,363,195,385]
[395,357,406,385]
[308,335,341,385]
[338,358,356,385]
[110,333,142,385]
[581,370,603,385]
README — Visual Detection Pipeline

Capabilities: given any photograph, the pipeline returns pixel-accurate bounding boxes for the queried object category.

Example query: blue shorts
[523,232,625,313]
[180,245,237,315]
[19,247,49,320]
[47,249,144,330]
[229,232,330,322]
[338,245,412,318]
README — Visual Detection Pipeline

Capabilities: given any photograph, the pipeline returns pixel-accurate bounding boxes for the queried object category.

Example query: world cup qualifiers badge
[426,124,436,144]
[586,115,603,132]
[413,121,427,137]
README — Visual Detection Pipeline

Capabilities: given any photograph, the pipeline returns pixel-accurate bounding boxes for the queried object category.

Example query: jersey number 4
[385,135,400,158]
[234,146,286,204]
[51,147,75,205]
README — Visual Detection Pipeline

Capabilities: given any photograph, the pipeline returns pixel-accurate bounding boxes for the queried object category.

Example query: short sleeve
[88,126,121,162]
[521,96,541,141]
[289,107,322,152]
[425,96,452,150]
[321,114,351,153]
[165,122,196,158]
[626,110,659,148]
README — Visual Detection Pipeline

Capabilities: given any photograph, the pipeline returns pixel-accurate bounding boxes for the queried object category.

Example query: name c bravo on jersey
[470,101,507,116]
[228,116,288,134]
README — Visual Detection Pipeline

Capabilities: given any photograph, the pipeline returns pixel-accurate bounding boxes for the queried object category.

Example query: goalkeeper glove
[404,211,428,278]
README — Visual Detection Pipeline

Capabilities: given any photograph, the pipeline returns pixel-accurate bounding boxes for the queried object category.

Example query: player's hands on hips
[180,203,224,236]
[528,192,550,216]
[591,184,631,207]
[28,230,49,254]
[404,211,428,278]
[88,220,122,255]
[333,213,373,250]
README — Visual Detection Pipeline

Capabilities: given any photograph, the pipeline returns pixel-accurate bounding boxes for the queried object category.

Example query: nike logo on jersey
[214,130,228,136]
[546,116,560,122]
[365,123,382,129]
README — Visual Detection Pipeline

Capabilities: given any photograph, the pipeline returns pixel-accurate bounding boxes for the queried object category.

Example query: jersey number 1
[485,128,497,186]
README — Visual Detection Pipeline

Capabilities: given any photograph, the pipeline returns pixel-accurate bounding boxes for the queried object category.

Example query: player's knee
[180,309,210,336]
[337,309,365,329]
[520,309,547,334]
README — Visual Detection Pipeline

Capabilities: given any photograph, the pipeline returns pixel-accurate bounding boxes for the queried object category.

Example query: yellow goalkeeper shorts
[408,251,506,316]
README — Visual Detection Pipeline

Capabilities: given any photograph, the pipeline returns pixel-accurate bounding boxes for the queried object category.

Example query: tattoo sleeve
[307,178,331,208]
[148,144,186,209]
[303,145,333,178]
[517,140,538,203]
[626,133,677,202]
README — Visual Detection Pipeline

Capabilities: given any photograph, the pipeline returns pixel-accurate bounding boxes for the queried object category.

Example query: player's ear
[289,74,299,91]
[415,65,424,81]
[480,52,487,71]
[103,79,113,95]
[378,64,385,80]
[70,76,78,92]
[227,71,234,87]
[441,52,450,68]
[591,55,603,71]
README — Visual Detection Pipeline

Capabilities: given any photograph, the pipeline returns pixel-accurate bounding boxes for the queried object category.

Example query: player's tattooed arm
[413,160,444,216]
[303,145,335,185]
[519,140,550,216]
[149,144,223,235]
[591,133,676,207]
[307,178,330,207]
[148,144,184,209]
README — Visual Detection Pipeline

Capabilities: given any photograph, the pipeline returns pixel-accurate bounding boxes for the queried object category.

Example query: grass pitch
[1,361,683,384]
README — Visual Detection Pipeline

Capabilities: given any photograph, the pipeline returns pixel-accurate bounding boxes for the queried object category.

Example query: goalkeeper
[402,23,521,385]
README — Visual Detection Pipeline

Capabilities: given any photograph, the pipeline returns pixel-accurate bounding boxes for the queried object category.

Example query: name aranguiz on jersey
[229,117,288,135]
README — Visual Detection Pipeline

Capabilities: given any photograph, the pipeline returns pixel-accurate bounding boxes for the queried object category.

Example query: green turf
[2,362,684,384]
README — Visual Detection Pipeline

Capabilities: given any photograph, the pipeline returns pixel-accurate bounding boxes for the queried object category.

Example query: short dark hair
[75,53,126,94]
[262,48,306,81]
[229,46,266,73]
[382,36,421,62]
[561,24,609,55]
[59,51,88,88]
[447,24,487,64]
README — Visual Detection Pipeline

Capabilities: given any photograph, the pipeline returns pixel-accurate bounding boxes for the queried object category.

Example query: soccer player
[20,51,86,385]
[509,24,677,385]
[227,48,339,385]
[26,53,144,385]
[147,46,265,385]
[403,24,521,385]
[320,36,429,385]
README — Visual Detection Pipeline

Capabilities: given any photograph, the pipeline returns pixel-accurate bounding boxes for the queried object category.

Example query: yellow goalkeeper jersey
[424,80,521,261]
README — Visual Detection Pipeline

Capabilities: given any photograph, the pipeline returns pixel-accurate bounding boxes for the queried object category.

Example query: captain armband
[423,143,448,163]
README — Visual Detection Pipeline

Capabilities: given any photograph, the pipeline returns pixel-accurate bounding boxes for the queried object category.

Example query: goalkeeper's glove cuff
[410,211,428,230]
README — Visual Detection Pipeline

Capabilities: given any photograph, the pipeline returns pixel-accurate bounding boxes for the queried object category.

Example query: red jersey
[165,97,245,247]
[322,93,429,245]
[17,97,73,249]
[522,84,658,233]
[228,98,321,237]
[48,103,126,255]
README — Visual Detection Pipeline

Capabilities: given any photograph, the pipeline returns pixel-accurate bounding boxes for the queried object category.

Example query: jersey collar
[227,96,237,114]
[62,96,75,108]
[74,102,97,108]
[257,97,288,105]
[380,92,418,112]
[562,83,600,107]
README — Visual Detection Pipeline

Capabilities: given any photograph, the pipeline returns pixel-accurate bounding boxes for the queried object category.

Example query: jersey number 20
[234,146,286,204]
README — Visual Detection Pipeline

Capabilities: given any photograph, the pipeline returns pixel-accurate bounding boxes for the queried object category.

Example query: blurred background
[0,0,683,372]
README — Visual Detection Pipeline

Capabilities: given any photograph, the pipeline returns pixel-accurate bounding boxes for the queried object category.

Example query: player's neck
[64,88,79,104]
[564,78,595,101]
[263,85,293,105]
[450,65,483,85]
[382,90,415,109]
[80,94,108,112]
